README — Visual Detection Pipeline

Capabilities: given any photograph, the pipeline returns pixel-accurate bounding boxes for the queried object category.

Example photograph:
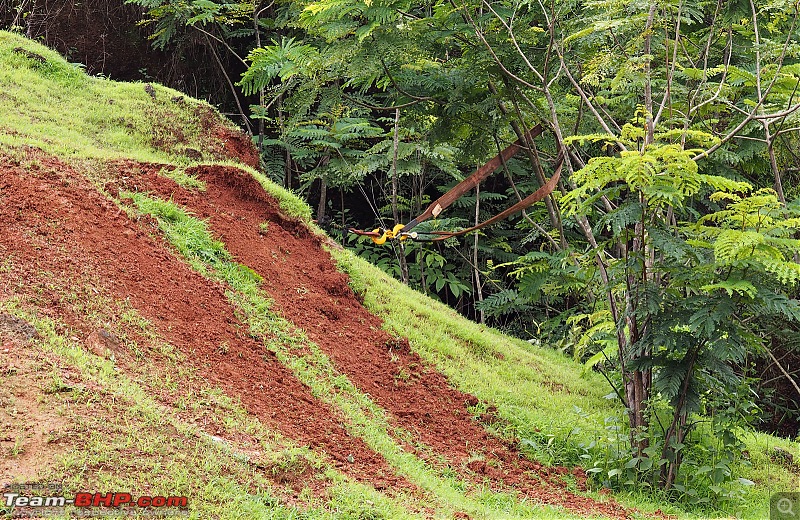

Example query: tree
[463,0,800,495]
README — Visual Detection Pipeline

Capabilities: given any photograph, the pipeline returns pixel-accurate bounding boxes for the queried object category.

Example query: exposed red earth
[0,122,644,517]
[0,152,407,495]
[113,162,635,519]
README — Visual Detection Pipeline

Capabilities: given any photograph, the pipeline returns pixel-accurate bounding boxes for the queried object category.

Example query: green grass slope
[333,251,800,519]
[0,30,797,519]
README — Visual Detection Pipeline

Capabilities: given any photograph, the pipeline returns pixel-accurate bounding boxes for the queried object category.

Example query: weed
[44,370,71,394]
[9,437,24,458]
[159,167,206,191]
[394,367,411,383]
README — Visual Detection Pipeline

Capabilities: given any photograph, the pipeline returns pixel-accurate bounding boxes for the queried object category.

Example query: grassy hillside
[0,31,797,520]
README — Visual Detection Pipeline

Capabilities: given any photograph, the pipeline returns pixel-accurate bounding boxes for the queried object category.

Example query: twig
[764,346,800,400]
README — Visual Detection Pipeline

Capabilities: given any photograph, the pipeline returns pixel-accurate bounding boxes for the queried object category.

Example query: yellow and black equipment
[347,124,563,244]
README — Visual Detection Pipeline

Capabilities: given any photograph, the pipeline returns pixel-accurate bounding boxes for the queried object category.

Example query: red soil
[210,125,260,169]
[118,163,635,519]
[0,153,408,494]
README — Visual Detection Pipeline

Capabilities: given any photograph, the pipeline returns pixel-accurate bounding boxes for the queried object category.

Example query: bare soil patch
[0,152,409,494]
[123,163,634,519]
[0,321,72,485]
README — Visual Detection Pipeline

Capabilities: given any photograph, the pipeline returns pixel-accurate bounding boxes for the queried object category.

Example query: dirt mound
[0,152,408,493]
[119,163,632,519]
[192,104,261,168]
[209,127,260,169]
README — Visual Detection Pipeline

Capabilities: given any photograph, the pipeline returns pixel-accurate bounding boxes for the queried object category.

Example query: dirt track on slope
[115,163,634,519]
[0,153,409,494]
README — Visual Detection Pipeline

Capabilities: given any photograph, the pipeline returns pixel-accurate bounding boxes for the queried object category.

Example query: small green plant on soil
[159,167,206,191]
[44,369,71,395]
[8,437,24,458]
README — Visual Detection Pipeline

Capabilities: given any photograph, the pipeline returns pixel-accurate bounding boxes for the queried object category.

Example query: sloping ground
[0,153,403,487]
[0,31,797,519]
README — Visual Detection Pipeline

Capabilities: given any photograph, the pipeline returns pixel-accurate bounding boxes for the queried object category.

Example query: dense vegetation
[5,0,800,513]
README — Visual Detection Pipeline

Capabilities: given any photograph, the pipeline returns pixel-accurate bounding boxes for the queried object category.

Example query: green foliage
[577,402,756,509]
[557,132,800,496]
[126,0,256,49]
[239,37,320,94]
[346,231,473,301]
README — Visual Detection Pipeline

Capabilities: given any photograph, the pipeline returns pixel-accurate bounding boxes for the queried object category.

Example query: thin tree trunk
[391,108,409,284]
[643,2,658,145]
[765,126,787,204]
[204,34,252,136]
[474,185,485,324]
[253,6,266,153]
[415,171,427,292]
[317,178,328,223]
[624,195,650,457]
[340,188,346,231]
[661,347,699,489]
[278,94,291,189]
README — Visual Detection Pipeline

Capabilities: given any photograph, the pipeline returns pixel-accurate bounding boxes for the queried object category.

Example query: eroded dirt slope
[107,162,632,519]
[0,152,406,492]
[0,134,638,517]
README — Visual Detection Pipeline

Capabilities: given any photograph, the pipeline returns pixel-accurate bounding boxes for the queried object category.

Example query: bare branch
[559,61,627,149]
[765,346,800,400]
[459,2,543,92]
[481,0,546,84]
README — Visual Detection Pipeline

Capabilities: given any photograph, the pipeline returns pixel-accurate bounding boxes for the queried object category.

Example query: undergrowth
[330,248,800,519]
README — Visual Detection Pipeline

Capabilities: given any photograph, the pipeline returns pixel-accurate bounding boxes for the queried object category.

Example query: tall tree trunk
[414,171,427,292]
[317,178,328,223]
[391,108,409,284]
[624,197,651,457]
[278,94,291,189]
[204,34,252,136]
[660,347,699,489]
[765,125,787,204]
[253,6,265,154]
[643,2,657,145]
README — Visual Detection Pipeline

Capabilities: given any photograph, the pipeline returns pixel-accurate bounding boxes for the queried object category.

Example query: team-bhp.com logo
[2,482,188,517]
[4,492,188,508]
